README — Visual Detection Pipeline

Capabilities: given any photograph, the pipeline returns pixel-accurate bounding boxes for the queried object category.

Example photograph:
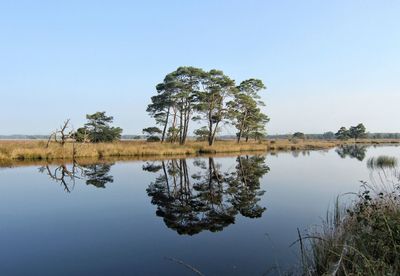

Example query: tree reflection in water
[336,145,368,161]
[144,155,269,235]
[291,150,311,158]
[39,162,114,192]
[83,164,114,188]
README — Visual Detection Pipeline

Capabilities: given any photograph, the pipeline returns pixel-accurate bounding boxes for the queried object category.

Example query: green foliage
[147,66,204,144]
[147,67,269,145]
[143,127,163,142]
[76,112,122,143]
[292,132,306,140]
[146,136,161,142]
[74,127,88,142]
[249,130,266,142]
[194,127,209,141]
[195,69,236,145]
[335,127,350,140]
[142,127,162,136]
[335,124,367,141]
[227,79,269,142]
[349,123,367,140]
[146,81,176,142]
[166,127,179,143]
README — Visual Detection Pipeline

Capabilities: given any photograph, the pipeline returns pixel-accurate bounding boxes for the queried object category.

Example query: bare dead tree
[59,119,73,146]
[46,119,75,148]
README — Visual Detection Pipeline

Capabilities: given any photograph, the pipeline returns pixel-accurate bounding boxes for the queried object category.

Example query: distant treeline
[0,135,49,140]
[0,134,143,140]
[1,133,400,140]
[267,133,400,140]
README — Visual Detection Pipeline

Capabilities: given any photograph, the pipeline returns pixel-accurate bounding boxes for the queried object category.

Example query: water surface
[0,145,398,275]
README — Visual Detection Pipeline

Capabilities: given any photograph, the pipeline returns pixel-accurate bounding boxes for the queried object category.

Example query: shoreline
[0,139,399,166]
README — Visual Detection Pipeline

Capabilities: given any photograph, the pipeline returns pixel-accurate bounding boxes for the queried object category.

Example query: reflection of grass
[301,184,400,274]
[0,139,398,162]
[367,155,398,170]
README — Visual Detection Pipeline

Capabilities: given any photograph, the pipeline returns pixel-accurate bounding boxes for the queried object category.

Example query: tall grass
[0,140,269,162]
[0,139,397,163]
[300,169,400,275]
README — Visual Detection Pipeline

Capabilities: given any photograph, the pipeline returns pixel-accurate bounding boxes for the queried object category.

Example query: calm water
[0,145,399,275]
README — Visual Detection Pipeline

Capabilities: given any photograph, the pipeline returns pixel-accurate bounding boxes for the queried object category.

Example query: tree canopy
[292,132,306,140]
[349,123,367,140]
[335,127,350,140]
[335,124,367,141]
[75,112,123,143]
[146,66,268,145]
[227,79,269,143]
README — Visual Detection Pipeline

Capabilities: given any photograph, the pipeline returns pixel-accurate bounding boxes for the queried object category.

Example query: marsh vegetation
[2,139,395,163]
[299,155,400,275]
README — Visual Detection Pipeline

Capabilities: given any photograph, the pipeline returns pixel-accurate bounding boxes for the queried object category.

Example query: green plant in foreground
[301,182,400,275]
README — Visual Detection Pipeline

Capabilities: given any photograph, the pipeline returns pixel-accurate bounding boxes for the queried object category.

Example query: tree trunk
[208,118,213,146]
[179,109,183,144]
[209,121,219,146]
[171,109,177,143]
[237,129,242,143]
[161,107,170,143]
[237,119,245,143]
[181,103,191,145]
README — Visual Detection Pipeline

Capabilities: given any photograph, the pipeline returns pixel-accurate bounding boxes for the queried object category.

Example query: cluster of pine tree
[145,66,269,145]
[335,123,367,141]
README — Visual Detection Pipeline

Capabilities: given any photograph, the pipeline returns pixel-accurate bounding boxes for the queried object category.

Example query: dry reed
[0,139,398,163]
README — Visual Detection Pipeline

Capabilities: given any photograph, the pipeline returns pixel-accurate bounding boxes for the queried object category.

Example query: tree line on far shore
[286,124,367,141]
[46,109,370,146]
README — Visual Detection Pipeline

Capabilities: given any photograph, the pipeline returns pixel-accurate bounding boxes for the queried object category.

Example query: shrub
[147,136,161,142]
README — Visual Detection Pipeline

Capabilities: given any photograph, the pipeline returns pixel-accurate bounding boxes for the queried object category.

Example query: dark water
[0,145,399,276]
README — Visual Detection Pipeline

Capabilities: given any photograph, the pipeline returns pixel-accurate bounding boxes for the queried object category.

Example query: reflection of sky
[0,146,399,275]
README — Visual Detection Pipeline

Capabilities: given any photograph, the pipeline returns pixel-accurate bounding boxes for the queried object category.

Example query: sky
[1,0,399,135]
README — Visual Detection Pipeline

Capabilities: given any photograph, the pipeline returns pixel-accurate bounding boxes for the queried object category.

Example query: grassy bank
[0,139,398,163]
[300,162,400,275]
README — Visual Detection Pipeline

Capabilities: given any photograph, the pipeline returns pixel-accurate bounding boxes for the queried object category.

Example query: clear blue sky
[1,0,399,135]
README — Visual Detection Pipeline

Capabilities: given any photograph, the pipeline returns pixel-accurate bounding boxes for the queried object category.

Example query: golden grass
[0,139,398,164]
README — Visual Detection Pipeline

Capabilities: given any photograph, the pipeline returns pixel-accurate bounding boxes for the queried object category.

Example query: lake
[0,145,399,275]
